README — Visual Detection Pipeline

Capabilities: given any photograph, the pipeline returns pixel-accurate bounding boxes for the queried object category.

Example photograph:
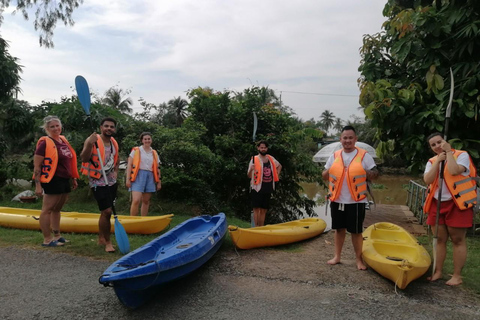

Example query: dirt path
[1,229,479,320]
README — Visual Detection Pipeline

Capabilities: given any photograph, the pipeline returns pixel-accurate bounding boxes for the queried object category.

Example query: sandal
[41,240,64,247]
[55,237,70,243]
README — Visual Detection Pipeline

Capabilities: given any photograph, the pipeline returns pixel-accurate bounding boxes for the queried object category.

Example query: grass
[418,234,480,294]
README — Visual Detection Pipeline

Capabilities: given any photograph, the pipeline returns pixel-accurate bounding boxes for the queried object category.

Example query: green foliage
[0,0,83,48]
[359,0,480,173]
[0,37,22,100]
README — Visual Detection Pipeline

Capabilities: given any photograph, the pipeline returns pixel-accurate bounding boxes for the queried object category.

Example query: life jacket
[33,136,79,183]
[423,149,477,213]
[328,148,368,202]
[129,146,161,183]
[253,155,279,185]
[80,135,119,179]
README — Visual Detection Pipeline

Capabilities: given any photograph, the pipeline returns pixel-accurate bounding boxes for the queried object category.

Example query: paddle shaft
[432,68,454,277]
[250,112,258,227]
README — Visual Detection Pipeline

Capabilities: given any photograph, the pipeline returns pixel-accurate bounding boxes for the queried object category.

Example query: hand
[35,185,43,197]
[441,141,452,153]
[86,132,97,145]
[72,179,78,190]
[156,181,162,191]
[437,152,447,163]
[126,180,131,188]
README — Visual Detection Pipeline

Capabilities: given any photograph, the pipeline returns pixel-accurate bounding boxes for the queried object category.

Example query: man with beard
[247,141,282,226]
[80,117,119,253]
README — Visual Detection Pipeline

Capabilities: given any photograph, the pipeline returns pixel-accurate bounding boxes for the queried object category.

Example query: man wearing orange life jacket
[247,140,282,227]
[423,133,477,286]
[80,117,119,253]
[34,116,79,247]
[126,132,162,216]
[322,126,378,271]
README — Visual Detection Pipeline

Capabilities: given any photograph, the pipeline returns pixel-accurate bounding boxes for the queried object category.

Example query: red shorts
[426,199,473,228]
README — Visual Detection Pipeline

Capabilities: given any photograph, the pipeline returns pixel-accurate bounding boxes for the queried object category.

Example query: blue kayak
[99,213,227,308]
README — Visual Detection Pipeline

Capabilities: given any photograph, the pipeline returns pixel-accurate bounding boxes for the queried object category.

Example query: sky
[1,1,388,122]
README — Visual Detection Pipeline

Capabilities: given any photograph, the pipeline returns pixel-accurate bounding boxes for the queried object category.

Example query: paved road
[1,232,479,320]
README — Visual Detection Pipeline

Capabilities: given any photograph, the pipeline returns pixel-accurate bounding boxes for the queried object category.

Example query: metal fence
[406,180,427,225]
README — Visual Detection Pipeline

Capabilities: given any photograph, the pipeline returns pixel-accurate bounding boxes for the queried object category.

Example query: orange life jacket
[423,149,477,213]
[129,146,161,183]
[253,155,279,185]
[34,136,79,183]
[81,135,119,179]
[328,148,368,202]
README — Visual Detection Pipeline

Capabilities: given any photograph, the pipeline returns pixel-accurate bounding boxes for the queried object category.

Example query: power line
[278,90,358,98]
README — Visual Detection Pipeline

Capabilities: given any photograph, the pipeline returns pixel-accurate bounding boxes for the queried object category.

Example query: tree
[167,96,189,127]
[319,110,335,134]
[0,0,83,48]
[0,37,22,100]
[333,117,344,134]
[103,87,133,114]
[358,0,480,172]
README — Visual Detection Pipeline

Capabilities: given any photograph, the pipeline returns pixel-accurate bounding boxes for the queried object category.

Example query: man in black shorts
[80,117,120,253]
[322,126,378,270]
[247,141,282,226]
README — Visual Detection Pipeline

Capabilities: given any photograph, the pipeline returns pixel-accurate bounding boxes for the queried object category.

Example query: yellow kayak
[228,218,326,249]
[362,222,431,289]
[0,206,173,235]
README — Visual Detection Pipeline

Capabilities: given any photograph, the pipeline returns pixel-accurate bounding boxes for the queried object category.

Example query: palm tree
[167,96,189,127]
[319,110,335,134]
[333,117,344,133]
[103,87,133,113]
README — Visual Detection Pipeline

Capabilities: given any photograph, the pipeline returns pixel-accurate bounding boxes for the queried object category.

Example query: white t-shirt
[424,152,470,201]
[325,148,376,204]
[129,146,160,171]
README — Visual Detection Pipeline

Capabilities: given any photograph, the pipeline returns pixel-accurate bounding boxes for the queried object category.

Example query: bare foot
[356,260,367,270]
[105,243,115,253]
[327,257,341,265]
[427,271,442,282]
[446,276,462,286]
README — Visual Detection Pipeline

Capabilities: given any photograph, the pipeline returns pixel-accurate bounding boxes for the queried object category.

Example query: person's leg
[140,192,152,216]
[446,226,468,286]
[351,233,367,270]
[253,207,261,226]
[130,191,142,216]
[40,194,64,246]
[428,224,448,281]
[257,208,267,226]
[98,207,114,252]
[51,194,68,241]
[328,228,346,265]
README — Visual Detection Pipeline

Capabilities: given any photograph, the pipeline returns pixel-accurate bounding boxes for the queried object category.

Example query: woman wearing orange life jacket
[424,132,477,286]
[126,132,161,216]
[33,116,79,247]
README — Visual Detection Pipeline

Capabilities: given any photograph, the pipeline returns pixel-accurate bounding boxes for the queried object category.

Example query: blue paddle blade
[75,75,91,115]
[114,216,130,254]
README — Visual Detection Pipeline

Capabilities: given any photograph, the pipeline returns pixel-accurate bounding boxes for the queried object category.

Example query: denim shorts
[130,170,156,193]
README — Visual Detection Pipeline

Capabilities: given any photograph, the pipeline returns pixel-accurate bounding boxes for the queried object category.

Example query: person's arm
[33,154,44,197]
[442,142,468,176]
[80,133,97,163]
[366,167,379,181]
[275,161,282,177]
[424,154,445,185]
[247,158,254,178]
[125,156,133,188]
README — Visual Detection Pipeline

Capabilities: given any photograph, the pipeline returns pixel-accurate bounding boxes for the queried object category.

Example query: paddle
[250,112,258,227]
[432,68,454,277]
[75,75,130,254]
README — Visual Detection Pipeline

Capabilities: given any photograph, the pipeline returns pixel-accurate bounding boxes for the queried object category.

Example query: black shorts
[251,190,271,209]
[41,176,71,195]
[330,202,366,234]
[92,183,118,211]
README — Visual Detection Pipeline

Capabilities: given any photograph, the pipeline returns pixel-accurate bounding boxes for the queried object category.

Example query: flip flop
[56,237,70,243]
[41,240,64,247]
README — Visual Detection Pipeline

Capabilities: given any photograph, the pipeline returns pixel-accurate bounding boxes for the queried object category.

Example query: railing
[406,180,427,225]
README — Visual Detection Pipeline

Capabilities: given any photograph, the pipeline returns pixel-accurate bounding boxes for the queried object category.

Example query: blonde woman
[126,132,161,216]
[34,116,79,247]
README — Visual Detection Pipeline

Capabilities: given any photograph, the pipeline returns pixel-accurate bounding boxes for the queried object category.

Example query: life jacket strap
[453,177,474,190]
[454,186,476,198]
[355,181,366,191]
[353,174,366,183]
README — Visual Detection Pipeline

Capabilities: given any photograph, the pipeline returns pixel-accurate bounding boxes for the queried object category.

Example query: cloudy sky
[1,1,387,122]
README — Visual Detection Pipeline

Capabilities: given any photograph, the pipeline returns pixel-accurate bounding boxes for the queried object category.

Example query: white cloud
[1,0,387,121]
